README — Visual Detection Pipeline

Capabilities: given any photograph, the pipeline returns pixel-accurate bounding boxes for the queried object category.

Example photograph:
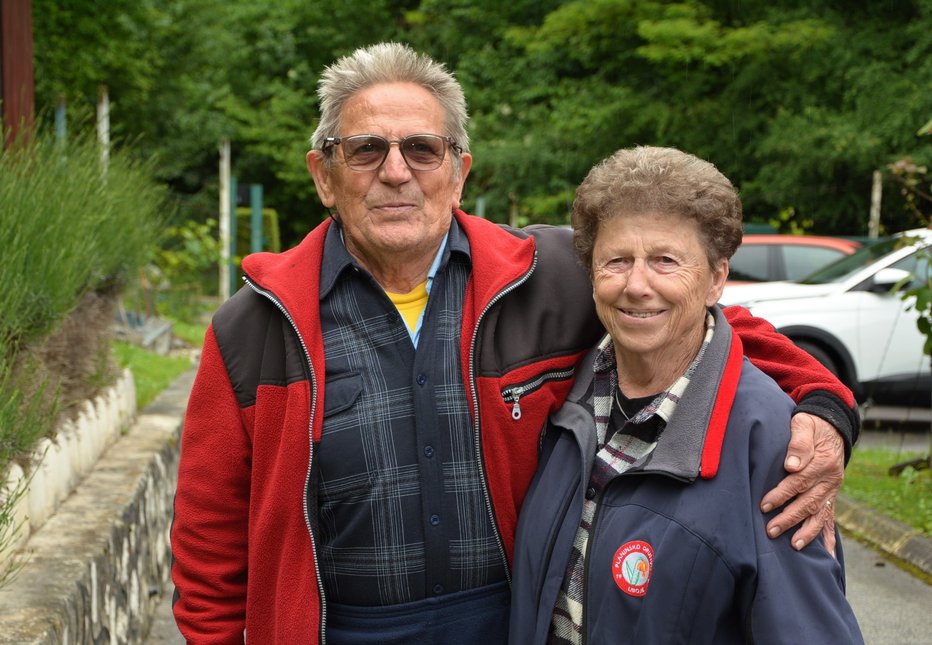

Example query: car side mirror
[871,267,913,293]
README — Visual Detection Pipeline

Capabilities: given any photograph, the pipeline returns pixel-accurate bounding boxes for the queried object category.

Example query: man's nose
[379,144,412,182]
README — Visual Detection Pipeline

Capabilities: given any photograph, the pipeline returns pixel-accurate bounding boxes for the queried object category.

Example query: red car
[727,234,862,285]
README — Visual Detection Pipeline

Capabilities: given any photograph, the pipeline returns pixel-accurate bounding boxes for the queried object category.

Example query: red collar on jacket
[240,210,537,441]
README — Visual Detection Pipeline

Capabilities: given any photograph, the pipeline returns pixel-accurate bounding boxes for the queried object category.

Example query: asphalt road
[844,535,931,644]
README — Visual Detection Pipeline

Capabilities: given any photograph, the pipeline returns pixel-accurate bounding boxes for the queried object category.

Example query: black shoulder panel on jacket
[475,225,605,376]
[210,286,308,409]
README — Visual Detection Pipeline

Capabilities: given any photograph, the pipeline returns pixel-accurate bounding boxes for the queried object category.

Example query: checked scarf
[547,312,715,644]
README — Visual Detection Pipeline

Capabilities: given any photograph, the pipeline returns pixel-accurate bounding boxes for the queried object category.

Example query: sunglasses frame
[322,133,462,172]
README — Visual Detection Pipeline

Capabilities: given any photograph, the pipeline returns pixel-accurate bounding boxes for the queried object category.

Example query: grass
[842,446,931,535]
[113,341,195,410]
[170,319,209,348]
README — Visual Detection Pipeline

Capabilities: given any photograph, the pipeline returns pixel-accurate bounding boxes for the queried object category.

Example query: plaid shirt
[549,313,715,644]
[316,220,506,605]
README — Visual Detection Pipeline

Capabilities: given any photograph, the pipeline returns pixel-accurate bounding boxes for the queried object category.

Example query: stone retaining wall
[0,370,192,643]
[3,369,137,551]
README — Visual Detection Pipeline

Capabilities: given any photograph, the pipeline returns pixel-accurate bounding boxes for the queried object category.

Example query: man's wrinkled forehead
[338,82,446,136]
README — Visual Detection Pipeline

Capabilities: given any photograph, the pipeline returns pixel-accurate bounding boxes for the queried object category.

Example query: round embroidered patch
[612,540,654,597]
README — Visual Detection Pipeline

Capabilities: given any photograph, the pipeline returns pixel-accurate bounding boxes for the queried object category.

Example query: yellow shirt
[386,280,429,335]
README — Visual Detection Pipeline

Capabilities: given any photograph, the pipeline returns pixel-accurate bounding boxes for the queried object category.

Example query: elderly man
[171,42,858,643]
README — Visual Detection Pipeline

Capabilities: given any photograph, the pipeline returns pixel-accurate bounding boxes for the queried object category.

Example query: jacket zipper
[468,251,539,586]
[579,488,607,645]
[501,368,575,420]
[535,475,579,614]
[576,473,674,643]
[244,277,328,644]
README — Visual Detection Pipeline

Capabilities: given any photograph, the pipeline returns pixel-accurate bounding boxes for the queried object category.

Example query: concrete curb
[836,493,932,577]
[0,370,193,644]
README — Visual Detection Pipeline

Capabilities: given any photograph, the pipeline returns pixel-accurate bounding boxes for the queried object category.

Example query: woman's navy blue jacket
[509,306,864,644]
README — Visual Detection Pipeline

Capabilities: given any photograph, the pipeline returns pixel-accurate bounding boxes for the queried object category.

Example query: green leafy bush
[0,127,164,440]
[0,134,162,348]
[125,217,221,322]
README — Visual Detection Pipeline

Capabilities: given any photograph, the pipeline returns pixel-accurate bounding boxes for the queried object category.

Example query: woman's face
[591,212,728,364]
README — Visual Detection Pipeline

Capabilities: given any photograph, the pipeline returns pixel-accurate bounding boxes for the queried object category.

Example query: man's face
[307,82,472,274]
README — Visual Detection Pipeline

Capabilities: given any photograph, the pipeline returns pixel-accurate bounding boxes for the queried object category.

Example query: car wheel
[794,340,840,378]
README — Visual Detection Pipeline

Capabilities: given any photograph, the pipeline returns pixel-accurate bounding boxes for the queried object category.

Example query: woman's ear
[707,258,729,306]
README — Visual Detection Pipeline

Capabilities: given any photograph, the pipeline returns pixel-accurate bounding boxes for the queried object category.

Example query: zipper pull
[511,391,522,420]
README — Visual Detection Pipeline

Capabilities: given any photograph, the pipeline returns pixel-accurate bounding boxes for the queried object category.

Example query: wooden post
[219,138,231,300]
[0,0,35,149]
[229,175,238,296]
[97,85,110,176]
[868,170,882,239]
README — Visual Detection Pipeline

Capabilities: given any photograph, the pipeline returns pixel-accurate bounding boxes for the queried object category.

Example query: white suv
[721,228,931,406]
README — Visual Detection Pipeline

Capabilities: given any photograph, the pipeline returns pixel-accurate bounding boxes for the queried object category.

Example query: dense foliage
[31,0,931,250]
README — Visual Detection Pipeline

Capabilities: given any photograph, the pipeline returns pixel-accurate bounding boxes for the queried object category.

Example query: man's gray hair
[311,42,470,171]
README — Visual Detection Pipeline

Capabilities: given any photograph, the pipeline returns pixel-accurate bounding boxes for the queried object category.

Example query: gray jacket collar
[551,305,737,482]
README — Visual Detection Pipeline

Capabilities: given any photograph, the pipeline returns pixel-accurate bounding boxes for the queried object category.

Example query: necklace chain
[614,388,631,422]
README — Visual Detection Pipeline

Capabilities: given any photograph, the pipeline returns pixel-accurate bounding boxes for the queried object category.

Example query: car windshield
[798,237,902,285]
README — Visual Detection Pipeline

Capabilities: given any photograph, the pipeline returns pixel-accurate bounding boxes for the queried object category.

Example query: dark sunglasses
[322,133,461,172]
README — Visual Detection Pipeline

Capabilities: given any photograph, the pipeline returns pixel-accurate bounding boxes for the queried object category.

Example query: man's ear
[307,150,336,208]
[451,153,473,210]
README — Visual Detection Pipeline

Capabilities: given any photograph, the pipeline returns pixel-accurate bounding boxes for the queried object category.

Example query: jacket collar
[240,210,535,328]
[317,216,473,300]
[452,210,536,308]
[239,210,537,397]
[552,306,744,481]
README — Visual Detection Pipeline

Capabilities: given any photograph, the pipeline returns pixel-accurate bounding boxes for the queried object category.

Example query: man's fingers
[785,413,818,472]
[763,413,846,548]
[788,499,837,554]
[764,477,836,540]
[762,417,845,512]
[816,506,838,559]
[761,471,808,514]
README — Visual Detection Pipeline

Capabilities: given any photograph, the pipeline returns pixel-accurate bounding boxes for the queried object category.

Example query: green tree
[31,0,932,247]
[451,0,932,233]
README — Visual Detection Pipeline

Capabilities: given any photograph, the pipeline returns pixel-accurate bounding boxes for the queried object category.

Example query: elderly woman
[508,147,863,644]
